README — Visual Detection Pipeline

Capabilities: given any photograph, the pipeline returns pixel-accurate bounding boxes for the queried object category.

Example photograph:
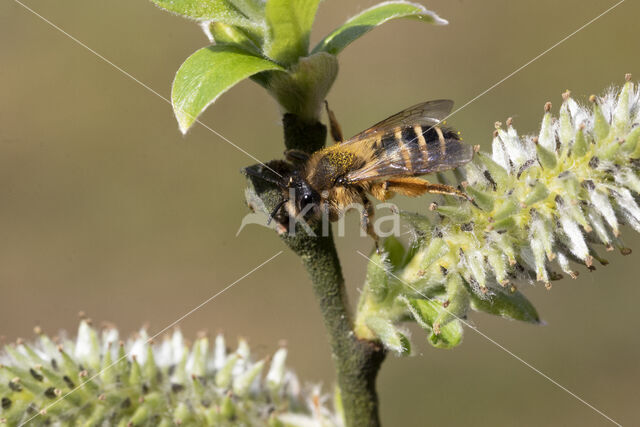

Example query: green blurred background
[1,0,639,425]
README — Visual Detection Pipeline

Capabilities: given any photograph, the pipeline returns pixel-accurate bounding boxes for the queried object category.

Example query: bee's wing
[345,133,474,182]
[341,99,454,145]
[339,100,473,183]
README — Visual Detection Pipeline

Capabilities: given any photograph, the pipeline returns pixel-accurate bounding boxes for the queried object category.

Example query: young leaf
[312,1,447,55]
[467,285,541,324]
[265,52,338,121]
[365,315,411,355]
[150,0,258,31]
[228,0,265,22]
[364,250,390,303]
[207,22,261,55]
[382,235,406,270]
[401,296,463,349]
[264,0,321,65]
[172,45,284,133]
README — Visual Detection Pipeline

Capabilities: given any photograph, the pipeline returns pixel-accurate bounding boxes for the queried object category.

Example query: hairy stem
[245,114,386,426]
[285,221,386,427]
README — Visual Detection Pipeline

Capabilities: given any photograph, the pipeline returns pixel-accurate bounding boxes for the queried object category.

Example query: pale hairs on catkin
[407,75,640,293]
[0,319,343,426]
[357,76,640,354]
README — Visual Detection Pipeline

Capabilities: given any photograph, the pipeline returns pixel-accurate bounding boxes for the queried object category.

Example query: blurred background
[1,0,638,425]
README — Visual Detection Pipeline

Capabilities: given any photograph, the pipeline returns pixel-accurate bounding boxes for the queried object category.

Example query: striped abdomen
[364,125,473,178]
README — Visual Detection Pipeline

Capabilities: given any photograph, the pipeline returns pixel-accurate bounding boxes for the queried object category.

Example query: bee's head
[284,172,322,220]
[242,164,322,225]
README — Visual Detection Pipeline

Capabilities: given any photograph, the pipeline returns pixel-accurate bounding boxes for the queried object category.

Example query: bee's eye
[300,194,314,210]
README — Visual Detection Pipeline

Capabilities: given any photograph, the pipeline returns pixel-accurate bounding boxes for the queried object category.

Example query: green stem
[287,222,386,427]
[245,114,386,426]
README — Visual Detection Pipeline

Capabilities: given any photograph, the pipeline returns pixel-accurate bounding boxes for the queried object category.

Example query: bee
[245,100,475,244]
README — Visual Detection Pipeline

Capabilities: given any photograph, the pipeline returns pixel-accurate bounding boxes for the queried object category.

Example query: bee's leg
[421,182,473,202]
[387,178,472,202]
[360,194,380,251]
[284,149,310,164]
[324,100,344,144]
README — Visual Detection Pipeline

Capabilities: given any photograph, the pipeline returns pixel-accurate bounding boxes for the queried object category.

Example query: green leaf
[172,45,283,133]
[467,284,541,324]
[150,0,259,31]
[264,52,338,121]
[312,1,447,55]
[365,250,390,302]
[228,0,265,21]
[434,273,470,328]
[401,295,463,349]
[365,315,411,355]
[383,235,406,270]
[399,210,432,231]
[264,0,320,65]
[208,22,261,55]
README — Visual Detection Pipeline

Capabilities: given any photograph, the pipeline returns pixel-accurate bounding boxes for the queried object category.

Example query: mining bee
[245,100,475,244]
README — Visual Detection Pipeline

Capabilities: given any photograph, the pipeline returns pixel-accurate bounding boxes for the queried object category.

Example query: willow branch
[244,114,386,427]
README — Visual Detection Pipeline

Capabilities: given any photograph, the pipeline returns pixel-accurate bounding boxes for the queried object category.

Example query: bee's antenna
[267,199,288,225]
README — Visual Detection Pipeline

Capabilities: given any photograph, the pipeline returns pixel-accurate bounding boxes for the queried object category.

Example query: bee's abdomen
[374,125,460,174]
